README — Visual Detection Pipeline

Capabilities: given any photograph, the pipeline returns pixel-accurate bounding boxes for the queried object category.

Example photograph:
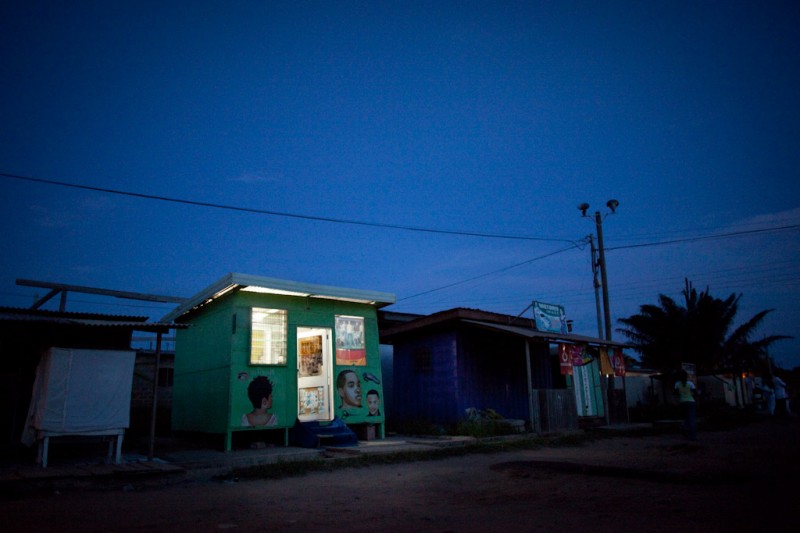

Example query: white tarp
[22,347,136,445]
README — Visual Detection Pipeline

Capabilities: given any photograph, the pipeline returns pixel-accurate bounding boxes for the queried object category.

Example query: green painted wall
[172,297,235,433]
[172,290,384,438]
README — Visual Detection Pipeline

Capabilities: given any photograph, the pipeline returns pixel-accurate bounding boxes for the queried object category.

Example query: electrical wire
[4,171,798,315]
[400,236,799,310]
[398,243,581,301]
[605,225,800,251]
[0,172,577,244]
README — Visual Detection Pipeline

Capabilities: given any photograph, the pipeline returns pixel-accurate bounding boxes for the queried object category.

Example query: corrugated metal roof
[462,320,631,348]
[0,306,187,331]
[162,272,396,322]
[380,307,535,339]
[379,306,630,348]
[0,306,149,322]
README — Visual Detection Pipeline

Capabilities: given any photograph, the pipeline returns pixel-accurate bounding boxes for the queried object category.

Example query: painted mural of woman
[242,375,278,427]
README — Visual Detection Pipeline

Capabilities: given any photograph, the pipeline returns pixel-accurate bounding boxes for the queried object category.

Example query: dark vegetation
[618,279,791,375]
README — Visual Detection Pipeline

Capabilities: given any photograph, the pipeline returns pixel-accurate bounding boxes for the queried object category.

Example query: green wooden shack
[162,273,395,451]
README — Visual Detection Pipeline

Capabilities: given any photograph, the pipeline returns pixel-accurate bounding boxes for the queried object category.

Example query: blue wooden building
[380,308,628,432]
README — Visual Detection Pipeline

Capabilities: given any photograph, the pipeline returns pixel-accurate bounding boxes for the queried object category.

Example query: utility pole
[588,234,603,339]
[595,210,613,341]
[579,200,618,341]
[580,200,622,423]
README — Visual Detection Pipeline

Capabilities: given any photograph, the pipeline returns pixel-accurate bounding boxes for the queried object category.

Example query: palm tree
[618,279,790,375]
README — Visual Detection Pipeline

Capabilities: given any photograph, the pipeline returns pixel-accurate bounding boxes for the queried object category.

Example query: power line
[5,171,796,250]
[603,213,800,243]
[605,224,800,251]
[5,171,797,315]
[0,172,577,244]
[398,243,580,301]
[400,237,800,310]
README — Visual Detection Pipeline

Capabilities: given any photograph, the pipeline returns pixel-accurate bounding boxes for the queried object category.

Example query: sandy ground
[2,419,798,532]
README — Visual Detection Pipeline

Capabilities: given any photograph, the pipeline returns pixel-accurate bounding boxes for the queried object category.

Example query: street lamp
[579,200,619,341]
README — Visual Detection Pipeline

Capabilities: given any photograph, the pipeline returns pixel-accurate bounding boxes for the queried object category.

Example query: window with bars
[250,308,287,365]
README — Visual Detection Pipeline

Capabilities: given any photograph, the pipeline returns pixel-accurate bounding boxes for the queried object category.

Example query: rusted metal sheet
[0,306,187,331]
[536,389,579,433]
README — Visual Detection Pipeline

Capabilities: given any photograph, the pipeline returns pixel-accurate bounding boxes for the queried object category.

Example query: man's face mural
[338,371,362,408]
[367,392,380,415]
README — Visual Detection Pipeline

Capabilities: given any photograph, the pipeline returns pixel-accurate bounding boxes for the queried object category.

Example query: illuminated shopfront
[163,273,395,451]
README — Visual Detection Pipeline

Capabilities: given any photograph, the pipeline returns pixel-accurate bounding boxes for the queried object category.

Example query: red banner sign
[558,344,573,375]
[611,348,626,377]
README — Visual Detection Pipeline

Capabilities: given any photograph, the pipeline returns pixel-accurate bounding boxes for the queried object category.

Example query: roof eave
[161,272,396,322]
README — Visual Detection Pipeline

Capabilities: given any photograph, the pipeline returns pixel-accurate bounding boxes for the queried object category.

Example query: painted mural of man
[366,389,381,416]
[337,369,362,409]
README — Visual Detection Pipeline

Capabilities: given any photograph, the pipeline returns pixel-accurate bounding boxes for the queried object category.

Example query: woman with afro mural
[242,375,278,427]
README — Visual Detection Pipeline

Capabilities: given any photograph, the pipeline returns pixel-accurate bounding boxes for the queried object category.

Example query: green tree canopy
[618,280,791,374]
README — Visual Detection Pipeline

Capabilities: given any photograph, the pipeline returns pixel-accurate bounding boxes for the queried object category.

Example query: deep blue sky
[2,1,799,368]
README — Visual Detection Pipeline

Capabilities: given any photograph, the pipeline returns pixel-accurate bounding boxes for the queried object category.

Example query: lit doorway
[297,327,333,422]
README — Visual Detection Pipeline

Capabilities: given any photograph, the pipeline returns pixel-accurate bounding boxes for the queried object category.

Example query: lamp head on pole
[606,199,619,213]
[578,203,590,217]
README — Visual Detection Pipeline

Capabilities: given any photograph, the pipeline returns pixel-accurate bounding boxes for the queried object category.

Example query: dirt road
[3,420,797,532]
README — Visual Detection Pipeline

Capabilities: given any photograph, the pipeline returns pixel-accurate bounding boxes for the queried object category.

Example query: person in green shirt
[674,370,697,440]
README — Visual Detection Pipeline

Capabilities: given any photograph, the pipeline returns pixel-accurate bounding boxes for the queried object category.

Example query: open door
[297,327,333,422]
[572,361,603,417]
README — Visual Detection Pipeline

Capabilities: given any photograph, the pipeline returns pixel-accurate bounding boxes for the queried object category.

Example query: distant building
[0,306,179,464]
[380,308,630,432]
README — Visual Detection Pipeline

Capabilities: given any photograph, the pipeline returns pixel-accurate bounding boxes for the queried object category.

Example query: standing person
[773,374,788,418]
[674,370,698,441]
[762,376,775,416]
[744,374,755,407]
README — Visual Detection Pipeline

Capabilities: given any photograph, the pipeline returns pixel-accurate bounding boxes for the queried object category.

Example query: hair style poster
[335,316,366,366]
[299,335,323,377]
[299,386,325,416]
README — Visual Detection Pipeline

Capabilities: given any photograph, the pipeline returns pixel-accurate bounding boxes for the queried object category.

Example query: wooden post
[147,331,163,461]
[525,341,539,433]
